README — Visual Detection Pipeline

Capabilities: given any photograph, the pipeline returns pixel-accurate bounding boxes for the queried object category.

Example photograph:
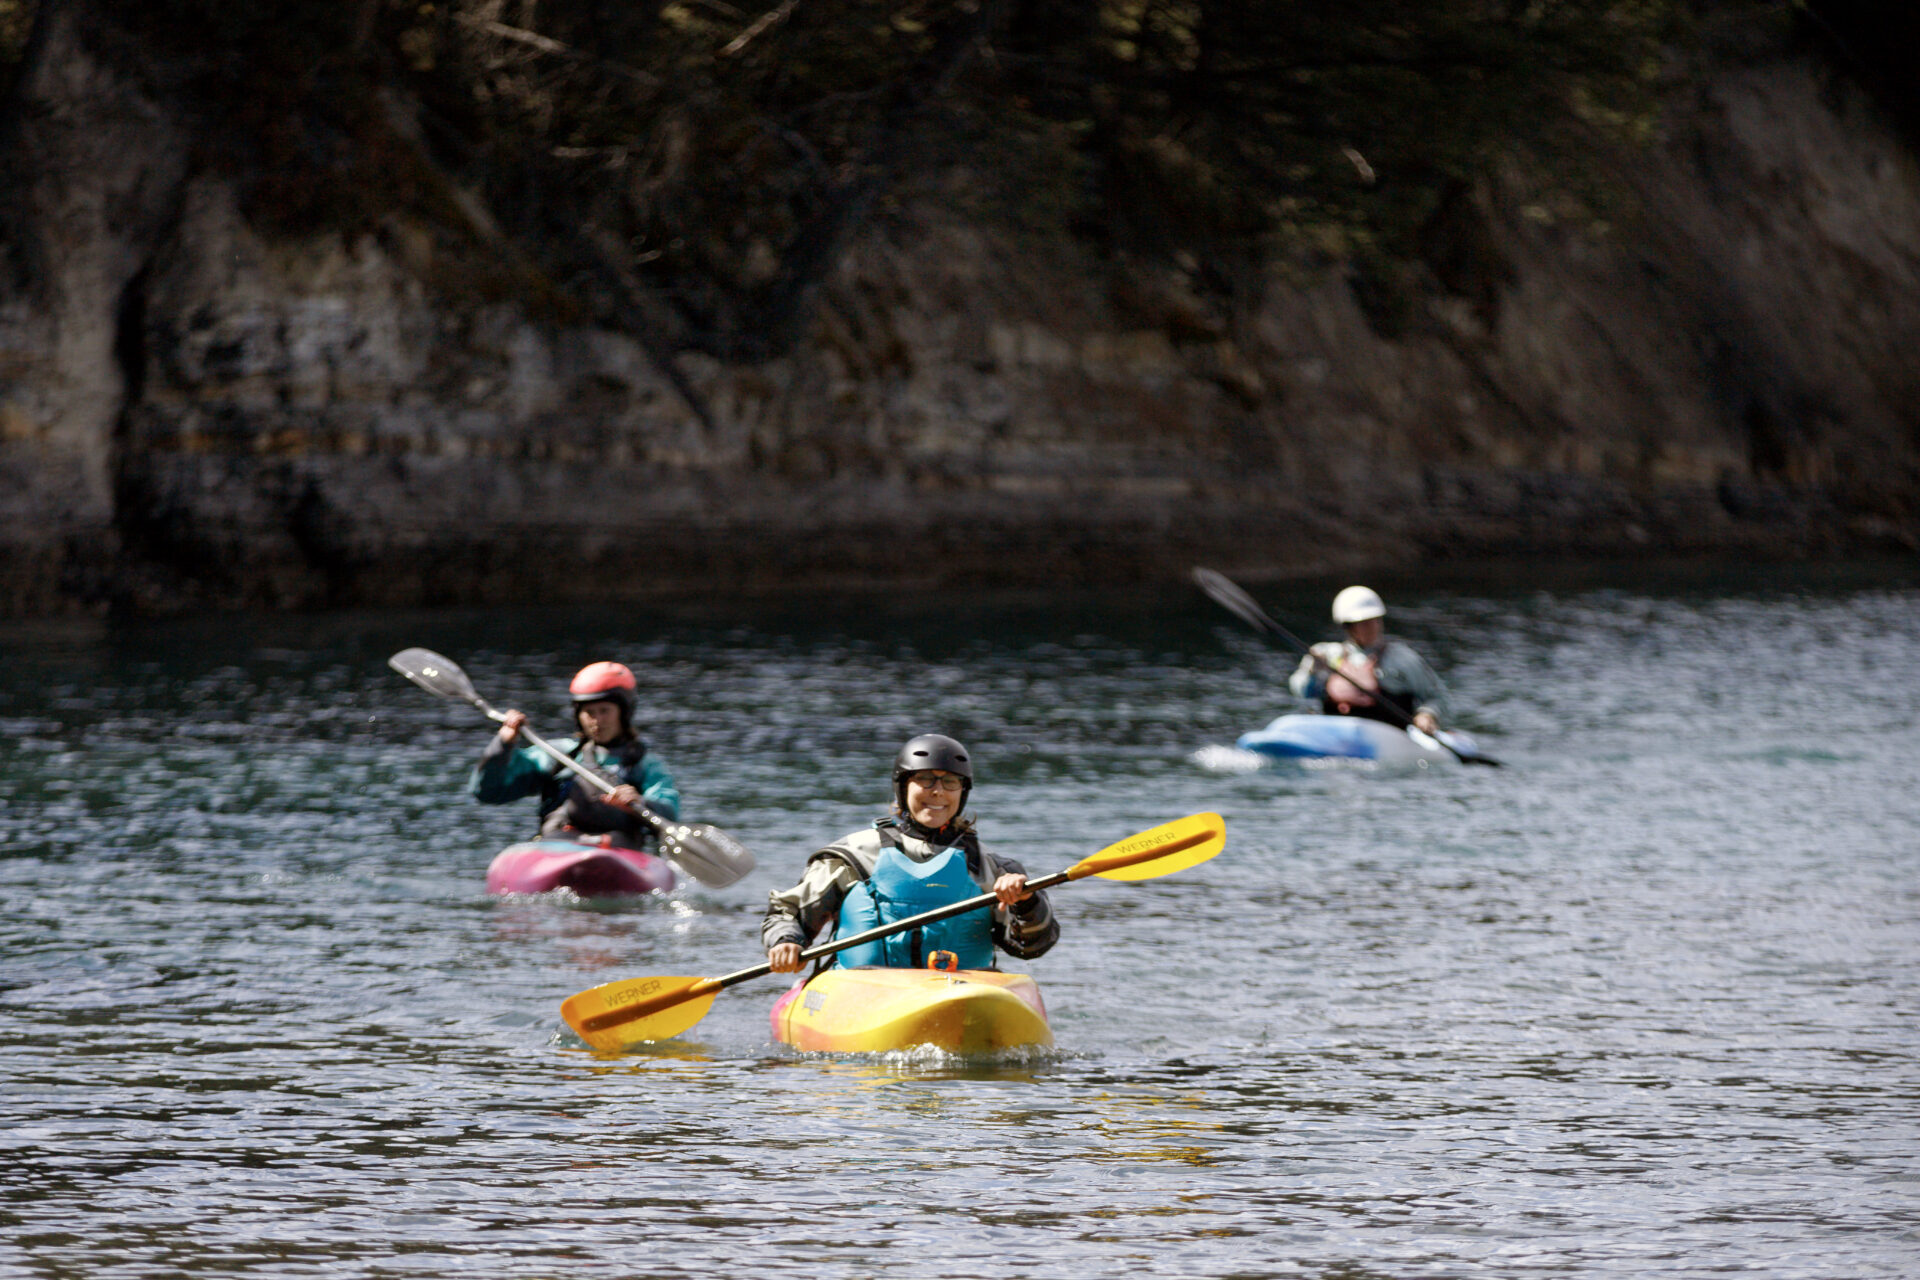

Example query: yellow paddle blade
[1071,812,1225,881]
[560,976,719,1051]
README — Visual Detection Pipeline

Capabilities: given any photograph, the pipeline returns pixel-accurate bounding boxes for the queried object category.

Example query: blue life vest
[834,839,995,969]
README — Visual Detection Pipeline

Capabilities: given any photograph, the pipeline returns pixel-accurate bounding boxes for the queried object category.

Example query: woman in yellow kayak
[762,734,1057,973]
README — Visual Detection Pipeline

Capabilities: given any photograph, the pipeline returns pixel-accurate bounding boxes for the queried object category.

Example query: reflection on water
[3,561,1918,1278]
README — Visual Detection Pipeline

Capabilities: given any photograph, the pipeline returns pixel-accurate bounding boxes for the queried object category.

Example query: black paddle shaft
[705,866,1073,994]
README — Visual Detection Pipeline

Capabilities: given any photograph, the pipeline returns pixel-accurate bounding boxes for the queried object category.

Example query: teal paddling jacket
[470,731,680,846]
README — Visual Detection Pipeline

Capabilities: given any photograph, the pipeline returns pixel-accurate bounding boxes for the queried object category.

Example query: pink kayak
[484,838,675,896]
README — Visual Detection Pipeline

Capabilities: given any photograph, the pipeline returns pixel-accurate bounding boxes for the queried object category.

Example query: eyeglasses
[906,771,966,793]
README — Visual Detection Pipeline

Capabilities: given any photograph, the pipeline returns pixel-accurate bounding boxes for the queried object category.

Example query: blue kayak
[1236,714,1482,767]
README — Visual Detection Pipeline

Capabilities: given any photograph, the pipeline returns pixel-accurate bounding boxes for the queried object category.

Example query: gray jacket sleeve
[1379,643,1451,721]
[981,851,1059,960]
[761,843,865,952]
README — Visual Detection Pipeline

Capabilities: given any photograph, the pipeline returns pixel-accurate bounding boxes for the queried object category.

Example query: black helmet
[891,733,973,814]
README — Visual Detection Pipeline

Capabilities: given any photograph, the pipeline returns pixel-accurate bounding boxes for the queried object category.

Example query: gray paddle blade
[1192,568,1277,635]
[655,822,756,890]
[388,648,483,705]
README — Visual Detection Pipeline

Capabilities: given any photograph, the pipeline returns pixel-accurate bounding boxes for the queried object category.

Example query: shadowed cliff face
[0,4,1916,616]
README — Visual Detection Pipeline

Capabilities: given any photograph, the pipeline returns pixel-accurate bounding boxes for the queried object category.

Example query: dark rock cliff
[1,1,1915,617]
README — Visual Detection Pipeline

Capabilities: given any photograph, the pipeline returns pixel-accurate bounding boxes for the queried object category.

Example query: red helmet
[569,662,637,725]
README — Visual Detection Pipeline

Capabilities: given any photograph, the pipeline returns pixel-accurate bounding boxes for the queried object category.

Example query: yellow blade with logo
[1069,811,1224,881]
[560,976,719,1051]
[558,812,1227,1053]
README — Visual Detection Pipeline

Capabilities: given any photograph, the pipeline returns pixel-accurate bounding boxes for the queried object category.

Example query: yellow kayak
[770,967,1052,1054]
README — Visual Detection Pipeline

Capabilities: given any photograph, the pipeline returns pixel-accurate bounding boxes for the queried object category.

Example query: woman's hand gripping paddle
[387,647,757,888]
[1190,568,1502,767]
[559,811,1227,1052]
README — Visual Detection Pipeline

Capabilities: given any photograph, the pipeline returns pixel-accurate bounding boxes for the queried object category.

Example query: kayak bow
[770,967,1052,1054]
[485,839,675,896]
[1236,713,1481,767]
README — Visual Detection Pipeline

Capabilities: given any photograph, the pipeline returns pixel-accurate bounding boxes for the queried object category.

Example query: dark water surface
[4,562,1918,1278]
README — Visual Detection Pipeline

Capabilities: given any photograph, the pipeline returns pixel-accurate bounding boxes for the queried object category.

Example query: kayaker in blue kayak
[1289,586,1452,735]
[763,734,1057,974]
[470,661,681,847]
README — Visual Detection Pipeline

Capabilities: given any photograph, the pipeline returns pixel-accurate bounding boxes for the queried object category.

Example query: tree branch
[453,10,661,88]
[719,0,798,59]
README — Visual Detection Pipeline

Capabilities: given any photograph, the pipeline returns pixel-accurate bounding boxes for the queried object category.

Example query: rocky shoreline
[3,9,1916,618]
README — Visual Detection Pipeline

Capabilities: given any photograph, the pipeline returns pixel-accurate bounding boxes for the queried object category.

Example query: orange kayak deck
[770,967,1052,1054]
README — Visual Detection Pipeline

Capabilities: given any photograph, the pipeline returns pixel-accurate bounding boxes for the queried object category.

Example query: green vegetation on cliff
[87,0,1707,357]
[2,0,1915,615]
[0,0,36,84]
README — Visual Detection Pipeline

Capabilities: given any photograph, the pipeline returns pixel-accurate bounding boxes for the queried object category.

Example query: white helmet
[1331,585,1386,625]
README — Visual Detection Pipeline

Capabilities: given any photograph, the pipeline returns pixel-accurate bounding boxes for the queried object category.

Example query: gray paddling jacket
[1288,638,1452,725]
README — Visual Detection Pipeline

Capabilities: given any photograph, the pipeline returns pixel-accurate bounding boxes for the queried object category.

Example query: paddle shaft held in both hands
[386,647,757,886]
[1194,568,1419,725]
[1191,567,1499,766]
[570,818,1223,1037]
[491,710,757,883]
[483,706,679,825]
[387,647,641,808]
[584,868,1082,1032]
[484,708,623,800]
[781,823,1226,979]
[769,871,1032,972]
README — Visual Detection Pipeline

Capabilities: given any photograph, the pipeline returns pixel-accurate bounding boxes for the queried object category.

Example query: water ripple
[3,568,1918,1278]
